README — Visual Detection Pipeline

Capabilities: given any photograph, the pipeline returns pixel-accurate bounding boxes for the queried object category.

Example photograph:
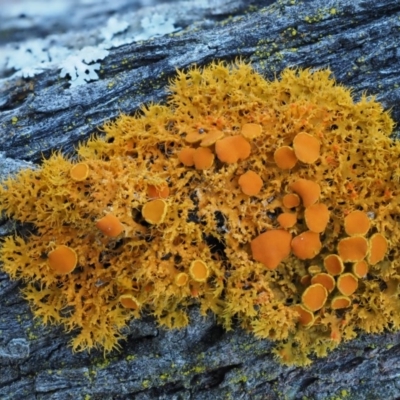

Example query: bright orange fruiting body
[277,212,297,229]
[337,273,358,296]
[70,162,89,181]
[120,294,140,310]
[48,245,78,274]
[344,210,370,236]
[324,254,344,275]
[290,179,321,207]
[238,170,263,196]
[189,260,209,282]
[96,214,124,237]
[142,199,168,224]
[337,236,368,262]
[293,132,320,164]
[251,230,292,269]
[282,193,300,208]
[302,283,328,312]
[291,231,322,259]
[274,146,298,170]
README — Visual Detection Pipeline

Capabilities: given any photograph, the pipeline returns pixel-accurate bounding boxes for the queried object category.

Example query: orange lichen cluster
[1,61,400,365]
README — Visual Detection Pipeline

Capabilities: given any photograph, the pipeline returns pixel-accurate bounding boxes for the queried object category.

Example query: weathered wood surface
[2,0,400,399]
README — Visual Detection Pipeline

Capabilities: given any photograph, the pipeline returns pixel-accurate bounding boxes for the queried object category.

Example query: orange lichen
[193,147,214,170]
[184,130,205,144]
[70,162,89,181]
[337,236,368,262]
[189,260,209,282]
[293,132,320,164]
[302,283,328,312]
[199,129,225,147]
[175,272,189,286]
[293,304,314,327]
[142,199,168,224]
[215,135,251,163]
[147,183,169,199]
[323,254,344,276]
[291,231,322,259]
[331,295,351,310]
[178,147,196,166]
[304,203,330,233]
[274,146,298,170]
[2,61,400,366]
[251,230,292,269]
[96,214,124,237]
[311,273,335,293]
[368,233,388,265]
[48,245,78,274]
[337,273,358,296]
[119,294,140,310]
[282,193,301,208]
[277,212,297,229]
[353,260,368,278]
[238,170,263,196]
[344,210,370,236]
[290,179,320,207]
[241,123,262,139]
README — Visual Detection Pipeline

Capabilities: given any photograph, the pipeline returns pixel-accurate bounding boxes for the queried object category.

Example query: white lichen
[59,47,109,88]
[1,2,180,87]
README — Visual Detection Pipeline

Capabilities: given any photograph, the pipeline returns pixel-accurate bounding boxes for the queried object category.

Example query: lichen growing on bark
[2,61,400,365]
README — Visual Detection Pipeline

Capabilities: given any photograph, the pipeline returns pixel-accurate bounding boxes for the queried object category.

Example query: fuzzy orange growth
[238,170,263,196]
[301,283,328,312]
[178,147,196,166]
[282,193,301,208]
[199,129,225,147]
[344,210,370,236]
[175,272,189,286]
[96,214,124,237]
[189,260,209,282]
[337,236,368,262]
[293,132,320,164]
[193,147,214,170]
[290,179,320,207]
[48,245,78,274]
[3,61,400,364]
[331,295,351,310]
[291,231,321,260]
[311,273,335,293]
[337,273,358,296]
[70,163,89,181]
[119,294,140,310]
[368,233,388,265]
[147,184,169,199]
[323,254,344,275]
[251,230,292,269]
[274,146,298,170]
[353,260,368,278]
[142,199,168,224]
[304,203,330,233]
[277,212,297,229]
[241,123,262,139]
[215,135,251,163]
[184,130,204,144]
[292,304,314,327]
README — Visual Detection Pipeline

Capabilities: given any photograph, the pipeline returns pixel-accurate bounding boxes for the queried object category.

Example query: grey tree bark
[1,0,400,399]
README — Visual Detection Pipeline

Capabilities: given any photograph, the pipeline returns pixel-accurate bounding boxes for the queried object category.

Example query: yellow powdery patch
[1,61,400,365]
